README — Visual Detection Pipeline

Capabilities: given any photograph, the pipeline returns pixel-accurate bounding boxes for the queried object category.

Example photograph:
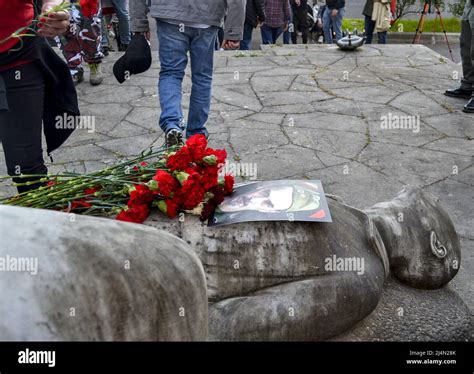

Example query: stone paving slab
[0,44,472,328]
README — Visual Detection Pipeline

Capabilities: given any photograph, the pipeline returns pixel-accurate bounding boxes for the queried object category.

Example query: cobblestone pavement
[0,44,472,322]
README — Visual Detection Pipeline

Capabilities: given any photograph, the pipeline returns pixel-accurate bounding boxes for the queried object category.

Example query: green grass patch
[342,17,461,33]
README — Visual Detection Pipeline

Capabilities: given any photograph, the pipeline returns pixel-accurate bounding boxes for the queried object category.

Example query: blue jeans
[323,7,345,44]
[112,0,131,45]
[156,20,218,137]
[240,22,254,50]
[100,0,131,46]
[261,24,283,44]
[364,16,387,44]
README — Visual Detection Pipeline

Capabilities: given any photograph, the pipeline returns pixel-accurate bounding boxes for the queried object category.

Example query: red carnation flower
[153,170,179,197]
[79,0,99,18]
[165,199,180,218]
[200,186,225,221]
[167,147,193,171]
[179,172,205,210]
[84,187,100,195]
[128,185,154,207]
[205,148,227,166]
[201,165,219,190]
[70,200,93,210]
[116,204,150,223]
[133,161,149,172]
[186,134,208,162]
[224,174,234,195]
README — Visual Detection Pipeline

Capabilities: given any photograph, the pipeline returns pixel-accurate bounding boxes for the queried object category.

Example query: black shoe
[71,70,84,86]
[165,129,184,148]
[463,98,474,113]
[444,88,473,99]
[118,43,128,52]
[101,46,109,56]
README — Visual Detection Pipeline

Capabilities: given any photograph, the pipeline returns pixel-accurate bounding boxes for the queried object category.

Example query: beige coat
[372,0,391,32]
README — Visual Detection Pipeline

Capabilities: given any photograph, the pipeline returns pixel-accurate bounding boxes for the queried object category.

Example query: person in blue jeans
[130,0,245,146]
[240,0,266,50]
[261,0,290,45]
[101,0,131,51]
[323,0,345,44]
[283,4,292,44]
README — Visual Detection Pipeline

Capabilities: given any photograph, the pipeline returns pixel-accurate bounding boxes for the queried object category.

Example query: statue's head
[365,186,461,289]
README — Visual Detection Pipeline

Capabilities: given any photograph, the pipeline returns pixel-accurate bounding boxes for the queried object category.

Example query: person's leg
[187,26,219,137]
[111,0,131,47]
[76,1,104,85]
[58,1,84,78]
[240,22,254,50]
[291,13,299,44]
[0,64,47,193]
[156,19,190,134]
[284,6,293,44]
[273,26,284,44]
[300,10,309,44]
[460,20,474,91]
[100,13,110,50]
[78,4,104,65]
[364,15,374,44]
[323,9,333,44]
[378,31,387,44]
[333,7,345,41]
[260,24,273,44]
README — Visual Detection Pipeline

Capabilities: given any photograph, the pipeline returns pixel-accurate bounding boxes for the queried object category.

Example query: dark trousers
[364,16,387,44]
[240,22,254,50]
[460,20,474,91]
[261,24,283,44]
[0,63,47,193]
[291,8,309,44]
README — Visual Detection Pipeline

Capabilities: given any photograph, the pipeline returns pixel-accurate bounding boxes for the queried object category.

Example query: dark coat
[245,0,266,28]
[0,37,79,156]
[363,0,374,18]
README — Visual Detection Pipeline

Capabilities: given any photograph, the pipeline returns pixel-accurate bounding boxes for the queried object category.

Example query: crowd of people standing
[240,0,397,50]
[0,0,472,196]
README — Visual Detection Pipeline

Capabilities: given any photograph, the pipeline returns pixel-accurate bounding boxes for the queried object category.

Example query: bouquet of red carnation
[1,135,234,224]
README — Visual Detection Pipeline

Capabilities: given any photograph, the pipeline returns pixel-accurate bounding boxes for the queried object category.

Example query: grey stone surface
[331,277,471,342]
[0,44,472,339]
[0,205,208,341]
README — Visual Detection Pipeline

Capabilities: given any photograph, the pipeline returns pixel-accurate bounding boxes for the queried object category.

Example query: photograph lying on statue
[209,180,332,226]
[0,0,473,369]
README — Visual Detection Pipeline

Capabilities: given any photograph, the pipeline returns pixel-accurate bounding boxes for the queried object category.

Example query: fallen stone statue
[0,186,470,341]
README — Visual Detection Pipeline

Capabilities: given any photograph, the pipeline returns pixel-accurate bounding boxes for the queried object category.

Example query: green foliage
[394,0,466,21]
[449,0,467,17]
[342,17,461,33]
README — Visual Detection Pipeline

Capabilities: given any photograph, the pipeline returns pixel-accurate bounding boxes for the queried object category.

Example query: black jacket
[326,0,345,10]
[0,37,79,156]
[291,0,308,9]
[245,0,266,28]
